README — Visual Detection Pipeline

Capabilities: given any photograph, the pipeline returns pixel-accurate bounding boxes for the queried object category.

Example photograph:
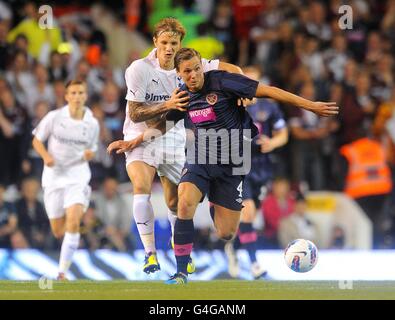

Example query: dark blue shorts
[180,163,244,211]
[243,176,270,208]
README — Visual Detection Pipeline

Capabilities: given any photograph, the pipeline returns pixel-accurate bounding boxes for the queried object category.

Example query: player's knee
[52,228,65,239]
[216,229,236,241]
[177,199,195,220]
[166,197,178,212]
[65,220,80,233]
[133,186,152,194]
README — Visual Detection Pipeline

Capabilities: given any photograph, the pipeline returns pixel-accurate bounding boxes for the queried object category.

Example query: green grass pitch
[1,280,395,300]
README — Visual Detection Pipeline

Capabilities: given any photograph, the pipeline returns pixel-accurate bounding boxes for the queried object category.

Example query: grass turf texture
[0,280,395,300]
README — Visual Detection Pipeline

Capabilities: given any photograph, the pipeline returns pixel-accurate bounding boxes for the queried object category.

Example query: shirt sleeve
[32,111,56,142]
[219,72,259,99]
[124,61,149,102]
[202,58,219,72]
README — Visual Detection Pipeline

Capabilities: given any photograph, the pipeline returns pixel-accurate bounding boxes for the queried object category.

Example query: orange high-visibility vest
[340,137,392,199]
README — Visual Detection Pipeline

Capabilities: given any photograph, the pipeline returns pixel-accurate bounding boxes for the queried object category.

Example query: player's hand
[237,97,256,108]
[83,149,95,161]
[257,135,275,153]
[307,102,339,117]
[107,139,140,154]
[165,88,190,111]
[43,154,55,167]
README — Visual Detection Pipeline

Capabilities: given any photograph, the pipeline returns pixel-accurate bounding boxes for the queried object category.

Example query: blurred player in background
[224,65,289,279]
[32,80,99,280]
[118,48,338,284]
[107,18,242,274]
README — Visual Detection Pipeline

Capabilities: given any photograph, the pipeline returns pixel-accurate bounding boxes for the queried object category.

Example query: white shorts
[43,184,91,220]
[125,142,185,185]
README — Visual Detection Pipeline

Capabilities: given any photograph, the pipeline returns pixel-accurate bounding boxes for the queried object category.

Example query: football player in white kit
[107,18,242,274]
[32,80,99,280]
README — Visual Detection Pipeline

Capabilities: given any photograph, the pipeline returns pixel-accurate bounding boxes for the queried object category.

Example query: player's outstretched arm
[32,136,54,167]
[218,62,243,75]
[129,88,189,122]
[256,84,339,117]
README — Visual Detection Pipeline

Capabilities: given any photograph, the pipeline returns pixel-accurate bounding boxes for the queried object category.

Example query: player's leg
[126,160,159,273]
[212,204,241,241]
[43,187,69,279]
[159,176,178,239]
[49,217,66,239]
[223,177,256,278]
[166,181,202,284]
[57,203,84,280]
[240,198,267,278]
[159,165,196,274]
[57,184,91,280]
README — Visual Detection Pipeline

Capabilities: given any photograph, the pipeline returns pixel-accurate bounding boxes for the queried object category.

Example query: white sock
[133,194,156,254]
[168,209,177,242]
[59,232,80,274]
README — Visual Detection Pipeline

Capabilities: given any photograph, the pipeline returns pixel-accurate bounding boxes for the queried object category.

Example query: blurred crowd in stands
[0,0,395,250]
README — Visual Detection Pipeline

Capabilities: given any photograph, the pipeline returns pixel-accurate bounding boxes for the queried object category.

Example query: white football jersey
[123,48,219,149]
[33,105,100,188]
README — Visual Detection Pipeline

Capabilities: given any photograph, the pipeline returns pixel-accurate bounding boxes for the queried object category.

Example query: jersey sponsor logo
[53,134,87,146]
[188,106,216,124]
[206,93,218,105]
[145,93,170,102]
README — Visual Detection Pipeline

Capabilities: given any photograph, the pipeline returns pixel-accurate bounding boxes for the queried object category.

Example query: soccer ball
[284,239,318,273]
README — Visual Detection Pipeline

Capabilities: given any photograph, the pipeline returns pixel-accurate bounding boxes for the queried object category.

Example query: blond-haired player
[108,18,242,274]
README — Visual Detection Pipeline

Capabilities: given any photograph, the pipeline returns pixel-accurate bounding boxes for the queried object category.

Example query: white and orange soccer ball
[284,239,318,273]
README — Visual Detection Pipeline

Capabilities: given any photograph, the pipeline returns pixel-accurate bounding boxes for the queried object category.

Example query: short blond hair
[65,80,87,91]
[153,18,186,41]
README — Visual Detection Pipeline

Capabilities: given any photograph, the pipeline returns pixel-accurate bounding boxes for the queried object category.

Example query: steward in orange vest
[340,137,392,199]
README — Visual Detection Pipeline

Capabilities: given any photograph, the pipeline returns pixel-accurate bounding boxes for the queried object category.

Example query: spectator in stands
[261,177,295,249]
[24,101,50,180]
[288,82,331,190]
[25,63,55,117]
[93,177,133,251]
[0,21,12,72]
[53,80,66,109]
[0,183,17,248]
[0,88,31,186]
[89,102,114,187]
[89,52,124,95]
[6,1,62,60]
[14,177,50,249]
[79,202,105,251]
[208,0,237,63]
[48,50,69,82]
[278,192,317,249]
[338,70,376,146]
[5,50,35,108]
[339,127,393,248]
[185,22,224,60]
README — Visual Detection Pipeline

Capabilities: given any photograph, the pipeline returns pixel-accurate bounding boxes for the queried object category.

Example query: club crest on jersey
[206,93,218,105]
